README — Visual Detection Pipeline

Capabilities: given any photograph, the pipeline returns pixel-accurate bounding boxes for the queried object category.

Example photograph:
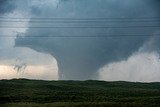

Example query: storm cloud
[14,0,160,80]
[0,0,16,14]
[1,0,160,80]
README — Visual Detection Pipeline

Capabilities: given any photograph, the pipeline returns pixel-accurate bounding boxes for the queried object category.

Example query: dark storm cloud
[0,0,16,14]
[15,0,160,80]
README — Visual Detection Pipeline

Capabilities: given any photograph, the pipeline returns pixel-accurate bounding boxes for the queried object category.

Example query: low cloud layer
[98,36,160,82]
[0,64,58,80]
[98,51,160,82]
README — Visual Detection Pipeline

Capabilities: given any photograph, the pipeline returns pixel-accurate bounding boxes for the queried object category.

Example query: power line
[0,26,160,29]
[0,17,160,20]
[0,20,160,23]
[0,34,160,37]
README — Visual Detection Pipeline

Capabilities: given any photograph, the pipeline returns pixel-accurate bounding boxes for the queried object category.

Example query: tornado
[15,0,160,80]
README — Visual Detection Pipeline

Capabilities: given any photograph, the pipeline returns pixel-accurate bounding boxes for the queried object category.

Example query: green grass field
[0,79,160,107]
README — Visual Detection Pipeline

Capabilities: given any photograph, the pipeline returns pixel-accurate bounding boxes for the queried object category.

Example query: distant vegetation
[0,79,160,107]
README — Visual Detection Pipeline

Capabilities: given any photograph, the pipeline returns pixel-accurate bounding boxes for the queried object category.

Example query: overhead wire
[0,17,160,37]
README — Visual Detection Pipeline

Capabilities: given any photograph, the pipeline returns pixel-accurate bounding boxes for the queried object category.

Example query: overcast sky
[0,0,160,82]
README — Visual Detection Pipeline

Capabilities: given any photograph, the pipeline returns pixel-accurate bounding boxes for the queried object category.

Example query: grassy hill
[0,79,160,107]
